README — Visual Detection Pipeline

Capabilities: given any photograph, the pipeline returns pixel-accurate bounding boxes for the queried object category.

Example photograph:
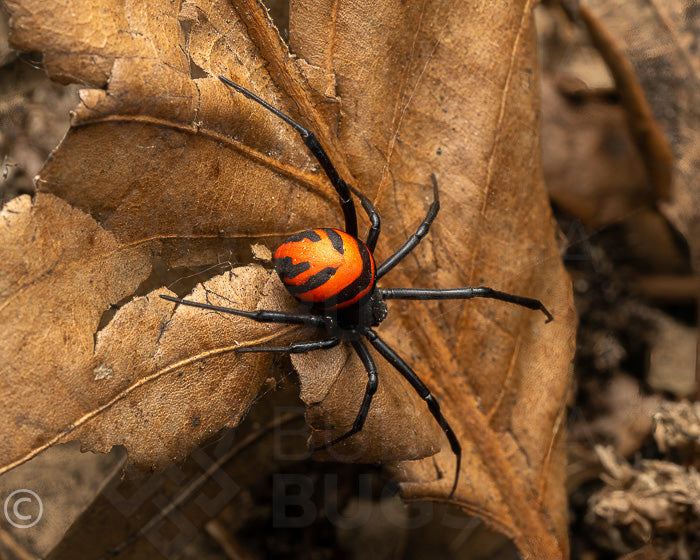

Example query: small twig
[205,518,258,560]
[0,526,37,560]
[636,275,700,302]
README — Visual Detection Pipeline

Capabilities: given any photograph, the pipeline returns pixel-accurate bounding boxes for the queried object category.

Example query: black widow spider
[161,76,552,497]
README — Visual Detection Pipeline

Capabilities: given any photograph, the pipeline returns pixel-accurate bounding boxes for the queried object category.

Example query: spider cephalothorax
[161,76,552,497]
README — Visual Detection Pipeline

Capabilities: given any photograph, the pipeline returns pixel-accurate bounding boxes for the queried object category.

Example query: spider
[161,76,553,497]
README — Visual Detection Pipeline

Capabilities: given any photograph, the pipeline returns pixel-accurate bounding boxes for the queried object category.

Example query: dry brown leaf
[582,1,699,270]
[2,0,575,557]
[541,78,651,229]
[578,5,673,204]
[0,441,125,558]
[45,382,310,560]
[0,193,150,467]
[0,192,303,470]
[536,5,689,282]
[74,269,301,466]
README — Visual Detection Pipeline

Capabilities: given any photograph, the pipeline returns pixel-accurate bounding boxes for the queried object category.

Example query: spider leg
[309,337,379,452]
[350,186,381,252]
[237,338,341,354]
[159,294,336,328]
[379,287,553,322]
[363,328,461,498]
[376,174,440,279]
[218,76,358,238]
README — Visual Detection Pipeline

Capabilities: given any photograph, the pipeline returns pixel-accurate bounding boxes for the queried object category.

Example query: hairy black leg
[309,337,379,452]
[237,338,341,354]
[218,76,358,238]
[159,294,336,328]
[363,328,461,498]
[379,287,553,322]
[376,174,440,279]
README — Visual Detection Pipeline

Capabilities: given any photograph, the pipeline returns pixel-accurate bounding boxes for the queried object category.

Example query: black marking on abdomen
[284,230,322,243]
[323,228,345,254]
[324,242,374,308]
[285,266,339,295]
[275,257,311,280]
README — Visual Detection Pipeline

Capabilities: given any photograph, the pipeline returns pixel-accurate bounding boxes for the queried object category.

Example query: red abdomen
[273,228,375,309]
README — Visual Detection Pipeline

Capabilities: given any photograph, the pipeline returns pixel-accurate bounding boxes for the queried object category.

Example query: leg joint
[424,393,440,413]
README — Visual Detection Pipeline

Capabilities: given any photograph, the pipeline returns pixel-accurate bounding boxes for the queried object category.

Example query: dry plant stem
[579,5,673,202]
